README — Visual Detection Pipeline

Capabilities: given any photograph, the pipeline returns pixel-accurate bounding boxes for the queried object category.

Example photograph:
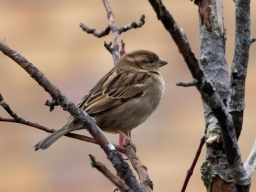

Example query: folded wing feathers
[79,70,150,115]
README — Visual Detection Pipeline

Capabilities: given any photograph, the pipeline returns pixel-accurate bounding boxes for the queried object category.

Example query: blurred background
[0,0,256,191]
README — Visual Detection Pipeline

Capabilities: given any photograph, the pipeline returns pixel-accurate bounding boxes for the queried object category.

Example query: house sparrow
[35,50,167,150]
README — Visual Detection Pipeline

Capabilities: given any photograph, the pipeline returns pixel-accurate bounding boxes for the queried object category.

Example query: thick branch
[228,0,251,138]
[198,0,231,188]
[0,41,142,192]
[148,0,250,189]
[148,0,201,81]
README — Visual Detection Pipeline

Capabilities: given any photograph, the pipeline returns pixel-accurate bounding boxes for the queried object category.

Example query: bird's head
[116,50,168,73]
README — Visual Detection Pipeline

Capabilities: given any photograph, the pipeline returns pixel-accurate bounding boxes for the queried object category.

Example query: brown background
[1,0,256,191]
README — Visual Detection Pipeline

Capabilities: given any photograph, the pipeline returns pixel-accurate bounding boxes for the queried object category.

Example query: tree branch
[102,0,120,63]
[176,79,198,87]
[0,41,142,192]
[197,0,231,189]
[118,40,126,147]
[0,93,20,120]
[228,0,251,138]
[118,15,145,34]
[0,117,126,153]
[80,0,146,65]
[89,154,130,192]
[0,93,125,153]
[124,144,153,192]
[79,24,111,38]
[148,0,250,190]
[244,139,256,177]
[80,14,145,39]
[181,136,205,192]
[148,0,198,75]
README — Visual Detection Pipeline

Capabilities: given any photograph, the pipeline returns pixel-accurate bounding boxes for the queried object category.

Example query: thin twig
[79,24,111,37]
[89,154,130,192]
[244,139,256,177]
[80,1,145,65]
[104,41,113,54]
[119,15,145,34]
[80,14,145,38]
[0,93,20,119]
[0,117,126,153]
[118,40,126,148]
[102,0,120,63]
[228,0,251,139]
[181,136,205,192]
[176,79,198,87]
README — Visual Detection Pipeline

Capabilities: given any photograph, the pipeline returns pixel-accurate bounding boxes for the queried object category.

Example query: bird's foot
[118,131,136,152]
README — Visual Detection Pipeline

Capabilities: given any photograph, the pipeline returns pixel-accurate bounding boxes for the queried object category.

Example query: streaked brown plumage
[35,50,167,150]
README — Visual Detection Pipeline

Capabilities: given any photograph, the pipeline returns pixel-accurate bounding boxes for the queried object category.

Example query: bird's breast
[94,74,165,133]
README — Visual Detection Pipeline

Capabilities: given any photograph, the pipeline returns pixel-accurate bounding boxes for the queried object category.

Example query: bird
[35,50,167,150]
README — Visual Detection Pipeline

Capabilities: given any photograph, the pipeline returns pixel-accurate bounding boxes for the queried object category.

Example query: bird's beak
[158,58,168,67]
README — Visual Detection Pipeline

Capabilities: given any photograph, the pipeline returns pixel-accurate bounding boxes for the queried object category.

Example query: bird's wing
[77,69,151,115]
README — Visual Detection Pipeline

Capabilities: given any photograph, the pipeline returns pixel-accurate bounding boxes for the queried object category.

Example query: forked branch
[148,0,251,191]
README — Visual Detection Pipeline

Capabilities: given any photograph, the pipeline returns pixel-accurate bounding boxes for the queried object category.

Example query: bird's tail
[34,123,77,151]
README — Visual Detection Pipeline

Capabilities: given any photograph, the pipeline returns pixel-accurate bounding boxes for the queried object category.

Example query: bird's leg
[119,133,125,147]
[118,130,131,145]
[118,130,136,152]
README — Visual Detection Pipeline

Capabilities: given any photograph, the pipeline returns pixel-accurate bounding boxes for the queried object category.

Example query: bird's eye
[149,59,154,63]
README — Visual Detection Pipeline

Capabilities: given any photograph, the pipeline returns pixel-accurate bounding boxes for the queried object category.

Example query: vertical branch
[119,40,126,147]
[228,0,251,138]
[198,1,232,190]
[198,0,251,191]
[102,0,120,63]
